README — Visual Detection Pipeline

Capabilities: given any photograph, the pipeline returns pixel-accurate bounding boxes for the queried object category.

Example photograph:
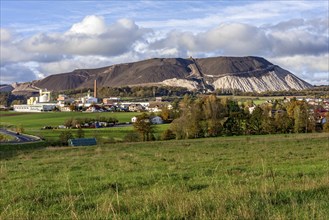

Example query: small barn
[68,138,97,147]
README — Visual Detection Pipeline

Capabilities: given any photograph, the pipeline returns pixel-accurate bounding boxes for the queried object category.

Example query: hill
[12,56,312,93]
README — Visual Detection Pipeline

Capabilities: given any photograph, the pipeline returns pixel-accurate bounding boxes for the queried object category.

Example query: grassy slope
[1,133,328,219]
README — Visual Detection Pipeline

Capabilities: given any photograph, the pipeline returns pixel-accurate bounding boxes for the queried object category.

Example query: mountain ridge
[12,56,313,94]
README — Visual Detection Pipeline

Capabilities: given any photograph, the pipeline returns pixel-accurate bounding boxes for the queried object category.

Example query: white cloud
[270,55,329,85]
[149,21,328,57]
[0,28,12,42]
[67,15,107,36]
[19,16,150,57]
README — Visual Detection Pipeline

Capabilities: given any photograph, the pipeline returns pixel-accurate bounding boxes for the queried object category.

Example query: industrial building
[14,89,57,112]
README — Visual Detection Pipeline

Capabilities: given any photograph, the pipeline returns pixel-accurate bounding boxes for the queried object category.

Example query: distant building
[57,94,74,106]
[27,97,39,105]
[27,89,51,105]
[15,89,56,112]
[80,90,98,106]
[128,104,144,112]
[131,116,163,124]
[14,104,57,112]
[150,116,163,124]
[39,89,51,102]
[103,97,121,105]
[147,101,172,112]
[131,116,138,123]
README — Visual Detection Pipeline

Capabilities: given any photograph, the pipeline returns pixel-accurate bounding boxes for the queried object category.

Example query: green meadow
[0,133,328,219]
[0,111,166,142]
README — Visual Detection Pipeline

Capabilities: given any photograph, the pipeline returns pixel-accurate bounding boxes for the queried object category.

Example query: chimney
[94,79,97,98]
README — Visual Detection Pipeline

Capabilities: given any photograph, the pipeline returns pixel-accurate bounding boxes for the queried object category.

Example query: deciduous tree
[133,113,155,141]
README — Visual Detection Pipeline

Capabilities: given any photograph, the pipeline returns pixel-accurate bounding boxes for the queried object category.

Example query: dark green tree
[223,116,241,136]
[248,106,264,134]
[59,130,74,146]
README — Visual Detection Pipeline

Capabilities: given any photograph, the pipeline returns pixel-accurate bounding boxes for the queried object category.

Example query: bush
[161,129,176,140]
[59,130,74,146]
[123,132,140,142]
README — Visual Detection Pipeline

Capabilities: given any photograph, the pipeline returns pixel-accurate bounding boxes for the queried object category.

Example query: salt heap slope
[28,56,312,93]
[195,57,311,92]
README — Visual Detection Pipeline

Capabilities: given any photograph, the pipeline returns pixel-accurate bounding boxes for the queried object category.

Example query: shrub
[123,132,140,142]
[59,130,74,146]
[161,129,176,140]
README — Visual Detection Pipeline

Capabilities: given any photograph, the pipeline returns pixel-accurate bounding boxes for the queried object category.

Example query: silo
[39,94,48,103]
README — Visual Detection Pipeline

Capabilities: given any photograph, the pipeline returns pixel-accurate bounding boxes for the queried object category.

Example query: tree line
[169,95,328,139]
[132,95,329,142]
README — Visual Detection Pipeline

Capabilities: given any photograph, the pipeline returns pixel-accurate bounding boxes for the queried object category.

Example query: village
[13,88,171,113]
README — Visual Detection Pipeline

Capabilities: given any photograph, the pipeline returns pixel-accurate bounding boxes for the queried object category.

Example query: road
[0,129,40,143]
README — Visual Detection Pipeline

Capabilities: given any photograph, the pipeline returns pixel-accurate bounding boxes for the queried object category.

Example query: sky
[1,0,328,85]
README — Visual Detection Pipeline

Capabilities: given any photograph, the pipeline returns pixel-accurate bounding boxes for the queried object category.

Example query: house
[147,101,172,112]
[103,97,120,105]
[57,94,74,106]
[131,116,138,123]
[150,116,163,124]
[86,105,103,112]
[128,104,144,112]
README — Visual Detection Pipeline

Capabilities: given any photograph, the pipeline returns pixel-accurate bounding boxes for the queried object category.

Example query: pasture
[0,111,170,142]
[0,133,328,219]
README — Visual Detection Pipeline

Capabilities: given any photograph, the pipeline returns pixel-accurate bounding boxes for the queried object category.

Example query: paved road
[0,129,40,143]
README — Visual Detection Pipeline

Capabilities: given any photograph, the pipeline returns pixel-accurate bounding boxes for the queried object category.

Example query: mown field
[0,111,170,142]
[1,133,328,219]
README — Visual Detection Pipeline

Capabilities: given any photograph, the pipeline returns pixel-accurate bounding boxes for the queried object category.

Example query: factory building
[14,89,56,112]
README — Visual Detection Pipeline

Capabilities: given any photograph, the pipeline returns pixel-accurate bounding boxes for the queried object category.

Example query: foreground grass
[1,133,328,219]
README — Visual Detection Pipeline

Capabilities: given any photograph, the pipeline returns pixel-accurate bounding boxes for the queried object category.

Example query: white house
[131,116,138,123]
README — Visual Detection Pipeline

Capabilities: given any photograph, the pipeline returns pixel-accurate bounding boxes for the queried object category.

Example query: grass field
[1,133,328,219]
[0,111,171,142]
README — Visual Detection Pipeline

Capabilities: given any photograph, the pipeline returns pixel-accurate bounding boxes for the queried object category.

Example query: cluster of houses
[247,97,329,127]
[13,89,172,114]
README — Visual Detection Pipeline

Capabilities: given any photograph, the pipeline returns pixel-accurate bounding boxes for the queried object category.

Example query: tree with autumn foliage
[133,113,155,141]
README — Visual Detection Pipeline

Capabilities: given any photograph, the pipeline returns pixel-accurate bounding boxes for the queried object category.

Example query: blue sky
[1,0,328,85]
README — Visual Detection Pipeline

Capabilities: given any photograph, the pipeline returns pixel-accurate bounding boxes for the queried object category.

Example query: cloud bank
[1,11,328,85]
